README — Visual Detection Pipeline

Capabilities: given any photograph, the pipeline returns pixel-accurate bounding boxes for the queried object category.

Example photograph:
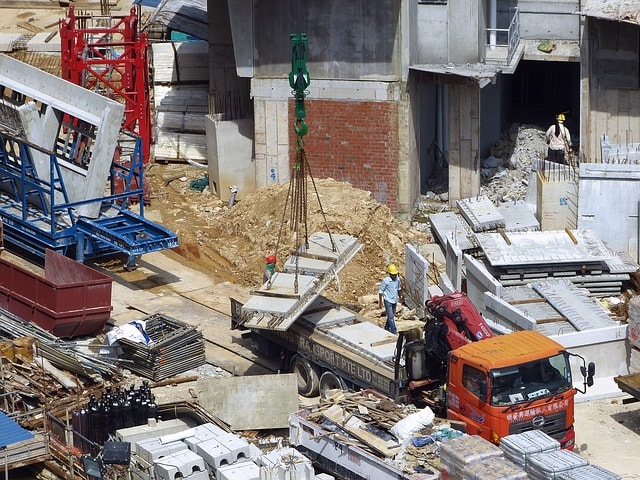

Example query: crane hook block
[294,120,308,137]
[289,33,310,135]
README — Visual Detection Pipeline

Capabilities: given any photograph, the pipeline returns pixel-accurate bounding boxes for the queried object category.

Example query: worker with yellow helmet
[379,263,403,334]
[545,113,572,165]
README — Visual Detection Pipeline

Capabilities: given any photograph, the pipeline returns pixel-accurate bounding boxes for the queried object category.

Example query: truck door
[448,363,490,438]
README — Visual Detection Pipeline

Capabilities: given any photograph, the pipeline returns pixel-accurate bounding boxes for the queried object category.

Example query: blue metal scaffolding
[0,128,178,269]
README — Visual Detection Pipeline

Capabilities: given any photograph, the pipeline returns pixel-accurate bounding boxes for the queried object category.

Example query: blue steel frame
[0,128,177,269]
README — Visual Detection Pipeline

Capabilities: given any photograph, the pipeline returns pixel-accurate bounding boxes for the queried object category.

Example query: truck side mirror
[479,379,488,402]
[573,352,596,394]
[587,362,595,387]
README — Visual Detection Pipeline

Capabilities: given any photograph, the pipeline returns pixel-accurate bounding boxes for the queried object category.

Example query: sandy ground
[574,396,640,478]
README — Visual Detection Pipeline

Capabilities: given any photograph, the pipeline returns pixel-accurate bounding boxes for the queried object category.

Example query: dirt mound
[145,165,433,307]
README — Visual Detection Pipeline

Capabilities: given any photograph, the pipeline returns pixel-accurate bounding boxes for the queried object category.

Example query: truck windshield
[489,353,572,406]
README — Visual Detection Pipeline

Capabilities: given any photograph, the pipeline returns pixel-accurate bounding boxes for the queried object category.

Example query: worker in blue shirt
[378,264,403,334]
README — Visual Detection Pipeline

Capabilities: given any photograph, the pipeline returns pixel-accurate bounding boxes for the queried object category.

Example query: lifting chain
[272,33,338,293]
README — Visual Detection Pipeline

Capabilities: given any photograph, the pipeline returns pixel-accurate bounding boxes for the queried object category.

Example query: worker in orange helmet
[378,263,403,334]
[263,255,277,284]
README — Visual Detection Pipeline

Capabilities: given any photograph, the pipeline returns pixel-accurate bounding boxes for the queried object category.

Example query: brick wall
[289,99,399,213]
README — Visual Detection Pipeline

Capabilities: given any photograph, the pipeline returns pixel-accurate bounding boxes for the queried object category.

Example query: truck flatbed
[614,372,640,401]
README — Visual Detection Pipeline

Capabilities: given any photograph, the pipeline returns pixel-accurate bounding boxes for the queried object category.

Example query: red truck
[234,291,594,449]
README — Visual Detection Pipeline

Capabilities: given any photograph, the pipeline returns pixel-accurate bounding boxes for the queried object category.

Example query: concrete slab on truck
[240,232,362,331]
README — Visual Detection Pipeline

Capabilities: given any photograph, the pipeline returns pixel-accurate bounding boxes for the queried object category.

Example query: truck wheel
[290,356,320,397]
[319,371,346,399]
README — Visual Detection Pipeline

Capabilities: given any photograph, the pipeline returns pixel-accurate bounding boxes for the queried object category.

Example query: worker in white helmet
[545,113,572,165]
[378,263,403,334]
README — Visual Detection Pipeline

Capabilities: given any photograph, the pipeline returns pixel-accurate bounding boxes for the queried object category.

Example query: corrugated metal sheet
[0,411,33,448]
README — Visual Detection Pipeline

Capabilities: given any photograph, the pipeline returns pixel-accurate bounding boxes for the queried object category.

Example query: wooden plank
[321,404,401,458]
[615,373,640,400]
[18,22,43,33]
[508,297,548,305]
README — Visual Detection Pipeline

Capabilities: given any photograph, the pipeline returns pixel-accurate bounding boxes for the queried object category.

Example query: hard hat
[388,264,399,275]
[266,255,277,264]
[556,113,565,122]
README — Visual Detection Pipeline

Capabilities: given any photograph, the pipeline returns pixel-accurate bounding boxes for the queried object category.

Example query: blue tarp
[0,411,34,448]
[133,0,162,7]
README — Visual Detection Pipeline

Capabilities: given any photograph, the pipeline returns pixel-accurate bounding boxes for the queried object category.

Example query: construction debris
[289,390,464,479]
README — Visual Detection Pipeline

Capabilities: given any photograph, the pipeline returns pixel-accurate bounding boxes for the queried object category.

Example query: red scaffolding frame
[60,5,152,163]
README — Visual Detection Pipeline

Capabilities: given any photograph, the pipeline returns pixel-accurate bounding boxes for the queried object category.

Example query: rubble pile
[482,123,548,203]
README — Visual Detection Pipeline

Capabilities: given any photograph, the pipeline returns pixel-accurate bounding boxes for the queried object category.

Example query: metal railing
[485,7,520,65]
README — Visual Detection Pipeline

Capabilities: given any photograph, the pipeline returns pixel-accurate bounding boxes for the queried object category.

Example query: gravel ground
[574,396,640,478]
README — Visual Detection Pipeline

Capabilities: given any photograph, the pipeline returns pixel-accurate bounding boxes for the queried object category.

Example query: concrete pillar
[253,97,290,189]
[205,117,255,203]
[448,84,481,205]
[536,172,578,230]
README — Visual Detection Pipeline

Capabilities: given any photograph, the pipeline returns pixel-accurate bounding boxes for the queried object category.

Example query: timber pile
[305,390,464,475]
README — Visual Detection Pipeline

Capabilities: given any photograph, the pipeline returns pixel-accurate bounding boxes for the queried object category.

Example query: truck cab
[445,330,578,449]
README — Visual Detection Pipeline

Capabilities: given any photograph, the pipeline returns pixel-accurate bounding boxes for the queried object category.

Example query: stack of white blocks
[127,422,323,480]
[185,424,252,469]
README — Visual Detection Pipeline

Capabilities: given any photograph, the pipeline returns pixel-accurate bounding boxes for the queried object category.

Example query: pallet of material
[153,132,207,162]
[151,41,208,84]
[116,313,206,381]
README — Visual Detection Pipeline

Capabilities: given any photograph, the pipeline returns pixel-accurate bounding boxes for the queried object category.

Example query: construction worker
[263,255,277,284]
[545,113,572,165]
[379,263,403,334]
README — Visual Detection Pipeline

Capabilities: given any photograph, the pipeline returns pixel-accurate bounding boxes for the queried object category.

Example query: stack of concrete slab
[240,232,363,331]
[474,229,637,296]
[457,196,506,232]
[430,196,539,253]
[486,280,619,337]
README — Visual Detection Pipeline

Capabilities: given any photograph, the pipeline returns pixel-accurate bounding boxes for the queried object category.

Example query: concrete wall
[252,0,401,80]
[578,163,640,261]
[252,94,291,188]
[536,173,578,230]
[518,0,580,41]
[449,0,484,63]
[581,18,640,163]
[416,4,448,64]
[448,84,482,204]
